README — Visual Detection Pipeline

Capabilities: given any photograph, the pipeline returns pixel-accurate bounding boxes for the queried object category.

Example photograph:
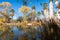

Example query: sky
[0,0,60,19]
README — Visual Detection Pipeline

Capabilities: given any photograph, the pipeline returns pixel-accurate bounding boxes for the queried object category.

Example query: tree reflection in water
[0,20,60,40]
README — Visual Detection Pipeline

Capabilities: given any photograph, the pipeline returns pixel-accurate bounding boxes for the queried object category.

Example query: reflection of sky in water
[12,27,24,40]
[0,26,44,40]
[13,27,24,36]
[13,27,19,36]
[12,27,19,40]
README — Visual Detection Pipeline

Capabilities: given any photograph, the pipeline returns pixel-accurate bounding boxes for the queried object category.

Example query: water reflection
[12,27,19,40]
[13,27,19,36]
[0,24,60,40]
[12,27,25,40]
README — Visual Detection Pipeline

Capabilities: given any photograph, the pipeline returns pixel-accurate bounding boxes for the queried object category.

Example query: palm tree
[31,5,36,22]
[43,3,47,10]
[32,5,35,10]
[37,11,41,22]
[37,12,41,19]
[43,3,49,20]
[10,9,14,13]
[37,12,41,16]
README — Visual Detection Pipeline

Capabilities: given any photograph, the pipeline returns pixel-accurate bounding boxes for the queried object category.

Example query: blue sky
[0,0,60,19]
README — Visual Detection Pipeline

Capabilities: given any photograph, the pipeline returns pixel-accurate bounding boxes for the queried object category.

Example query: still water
[12,27,24,40]
[0,26,44,40]
[13,26,43,40]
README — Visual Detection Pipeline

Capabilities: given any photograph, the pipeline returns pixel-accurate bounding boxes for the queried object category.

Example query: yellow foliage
[0,18,3,22]
[2,2,11,7]
[0,26,6,31]
[21,21,28,28]
[19,6,30,13]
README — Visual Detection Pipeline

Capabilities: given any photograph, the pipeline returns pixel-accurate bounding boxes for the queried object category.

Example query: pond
[0,26,44,40]
[12,27,24,40]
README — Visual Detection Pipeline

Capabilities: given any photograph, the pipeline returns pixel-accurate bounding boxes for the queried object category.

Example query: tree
[41,10,44,16]
[19,6,30,21]
[32,5,35,10]
[17,16,23,22]
[10,9,15,18]
[10,9,14,13]
[0,17,3,22]
[0,2,14,23]
[43,3,47,10]
[18,6,30,28]
[43,3,50,21]
[37,11,41,22]
[37,12,41,16]
[31,5,36,22]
